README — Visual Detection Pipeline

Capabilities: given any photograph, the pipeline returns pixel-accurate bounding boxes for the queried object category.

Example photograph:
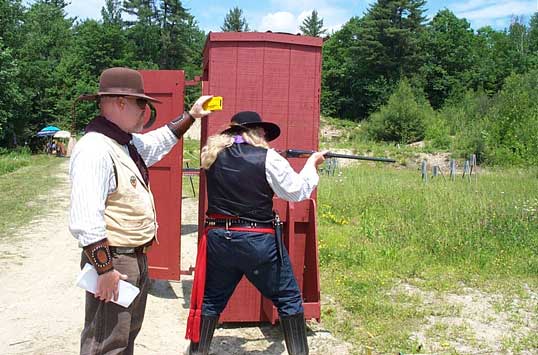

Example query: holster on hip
[274,211,284,266]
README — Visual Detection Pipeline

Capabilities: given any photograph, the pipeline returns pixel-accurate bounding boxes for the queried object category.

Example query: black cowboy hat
[221,111,281,142]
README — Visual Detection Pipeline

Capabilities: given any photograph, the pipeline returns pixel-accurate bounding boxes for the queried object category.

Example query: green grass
[183,138,201,167]
[182,138,201,198]
[317,164,538,353]
[0,149,32,176]
[0,154,64,239]
[179,133,537,353]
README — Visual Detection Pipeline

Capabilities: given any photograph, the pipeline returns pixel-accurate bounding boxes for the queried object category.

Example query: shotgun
[283,149,396,163]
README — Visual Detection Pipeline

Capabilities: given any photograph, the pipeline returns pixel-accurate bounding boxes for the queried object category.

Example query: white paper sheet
[76,263,140,308]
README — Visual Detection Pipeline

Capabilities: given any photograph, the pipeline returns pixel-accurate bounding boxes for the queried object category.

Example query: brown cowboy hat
[73,67,160,129]
[76,67,161,103]
[221,111,281,142]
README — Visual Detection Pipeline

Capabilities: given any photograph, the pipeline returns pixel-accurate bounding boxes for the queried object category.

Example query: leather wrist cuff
[167,111,195,139]
[83,239,114,275]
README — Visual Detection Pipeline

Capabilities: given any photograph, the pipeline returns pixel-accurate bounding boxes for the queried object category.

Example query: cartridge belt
[204,217,273,229]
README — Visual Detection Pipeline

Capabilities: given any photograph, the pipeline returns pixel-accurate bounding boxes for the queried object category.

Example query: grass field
[0,149,32,176]
[182,138,201,198]
[317,163,538,353]
[0,154,64,239]
[3,134,537,353]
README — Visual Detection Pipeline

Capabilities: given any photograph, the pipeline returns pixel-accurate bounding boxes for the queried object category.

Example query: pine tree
[0,0,24,46]
[322,0,427,120]
[221,7,249,32]
[122,0,158,26]
[101,0,123,26]
[159,0,192,69]
[300,10,327,37]
[358,0,427,80]
[41,0,68,9]
[528,12,538,52]
[122,0,160,66]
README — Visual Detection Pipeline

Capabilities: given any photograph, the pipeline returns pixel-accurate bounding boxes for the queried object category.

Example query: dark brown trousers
[80,252,149,355]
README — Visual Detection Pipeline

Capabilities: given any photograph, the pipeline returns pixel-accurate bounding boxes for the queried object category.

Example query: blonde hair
[201,127,270,169]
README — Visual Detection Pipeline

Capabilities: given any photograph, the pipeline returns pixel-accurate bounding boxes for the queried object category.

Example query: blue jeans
[202,228,304,317]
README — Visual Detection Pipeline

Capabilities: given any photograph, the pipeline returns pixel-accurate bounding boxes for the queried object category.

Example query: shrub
[482,71,538,166]
[425,114,451,150]
[366,79,435,144]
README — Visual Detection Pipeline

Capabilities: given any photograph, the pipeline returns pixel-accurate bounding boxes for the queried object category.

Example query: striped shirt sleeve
[68,142,113,247]
[131,126,178,167]
[265,148,319,202]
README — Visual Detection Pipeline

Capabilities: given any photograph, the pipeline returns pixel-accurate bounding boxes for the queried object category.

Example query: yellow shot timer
[202,96,223,111]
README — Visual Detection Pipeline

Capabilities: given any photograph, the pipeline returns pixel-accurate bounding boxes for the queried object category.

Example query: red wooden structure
[139,70,185,281]
[198,32,323,323]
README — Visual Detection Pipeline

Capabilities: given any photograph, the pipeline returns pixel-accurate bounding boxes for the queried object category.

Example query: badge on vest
[130,176,137,188]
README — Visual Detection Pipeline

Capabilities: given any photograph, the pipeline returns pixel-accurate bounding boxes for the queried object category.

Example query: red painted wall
[198,32,323,322]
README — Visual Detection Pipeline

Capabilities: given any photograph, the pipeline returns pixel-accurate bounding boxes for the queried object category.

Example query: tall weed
[0,147,31,176]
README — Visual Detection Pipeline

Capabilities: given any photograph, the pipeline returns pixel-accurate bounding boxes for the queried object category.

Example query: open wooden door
[139,70,185,280]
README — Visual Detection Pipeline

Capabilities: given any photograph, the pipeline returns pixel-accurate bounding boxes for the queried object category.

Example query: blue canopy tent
[37,125,60,137]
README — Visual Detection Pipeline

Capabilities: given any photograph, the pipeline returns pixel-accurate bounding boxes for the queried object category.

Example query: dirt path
[0,160,351,355]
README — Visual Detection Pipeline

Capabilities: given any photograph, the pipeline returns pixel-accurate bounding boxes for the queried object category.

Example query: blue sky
[41,0,538,33]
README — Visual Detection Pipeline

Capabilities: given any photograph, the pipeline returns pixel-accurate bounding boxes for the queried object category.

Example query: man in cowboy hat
[185,111,326,355]
[69,67,213,355]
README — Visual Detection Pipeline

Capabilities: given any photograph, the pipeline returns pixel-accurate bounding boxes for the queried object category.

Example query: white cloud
[260,11,299,33]
[297,10,312,25]
[457,1,536,20]
[66,0,105,21]
[451,0,498,13]
[270,0,328,11]
[257,5,356,35]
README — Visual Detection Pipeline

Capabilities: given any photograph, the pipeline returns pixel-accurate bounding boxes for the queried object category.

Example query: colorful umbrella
[37,126,61,137]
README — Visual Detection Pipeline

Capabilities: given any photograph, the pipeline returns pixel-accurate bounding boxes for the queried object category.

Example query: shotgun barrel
[284,149,396,163]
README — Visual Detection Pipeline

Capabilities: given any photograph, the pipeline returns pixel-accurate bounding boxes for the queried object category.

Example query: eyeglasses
[117,96,147,109]
[133,98,147,109]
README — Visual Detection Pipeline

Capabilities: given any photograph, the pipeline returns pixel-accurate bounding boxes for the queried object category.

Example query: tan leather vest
[101,135,157,247]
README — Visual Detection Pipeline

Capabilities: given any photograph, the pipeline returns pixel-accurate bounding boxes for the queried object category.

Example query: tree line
[322,1,538,165]
[0,0,537,165]
[0,0,205,149]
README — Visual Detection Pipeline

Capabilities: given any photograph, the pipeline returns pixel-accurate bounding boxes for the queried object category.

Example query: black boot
[280,312,309,355]
[188,315,219,355]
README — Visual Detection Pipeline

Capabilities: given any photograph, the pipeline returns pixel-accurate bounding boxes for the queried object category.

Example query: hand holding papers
[76,263,140,308]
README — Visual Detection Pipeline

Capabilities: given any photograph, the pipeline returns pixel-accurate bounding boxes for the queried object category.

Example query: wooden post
[421,160,428,183]
[450,159,456,181]
[470,154,477,182]
[463,160,470,181]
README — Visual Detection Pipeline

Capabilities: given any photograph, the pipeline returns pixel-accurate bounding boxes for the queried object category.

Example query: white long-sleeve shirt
[264,148,319,202]
[69,126,178,246]
[69,134,319,246]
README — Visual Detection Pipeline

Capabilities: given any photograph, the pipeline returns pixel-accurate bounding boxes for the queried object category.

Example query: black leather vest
[206,143,274,222]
